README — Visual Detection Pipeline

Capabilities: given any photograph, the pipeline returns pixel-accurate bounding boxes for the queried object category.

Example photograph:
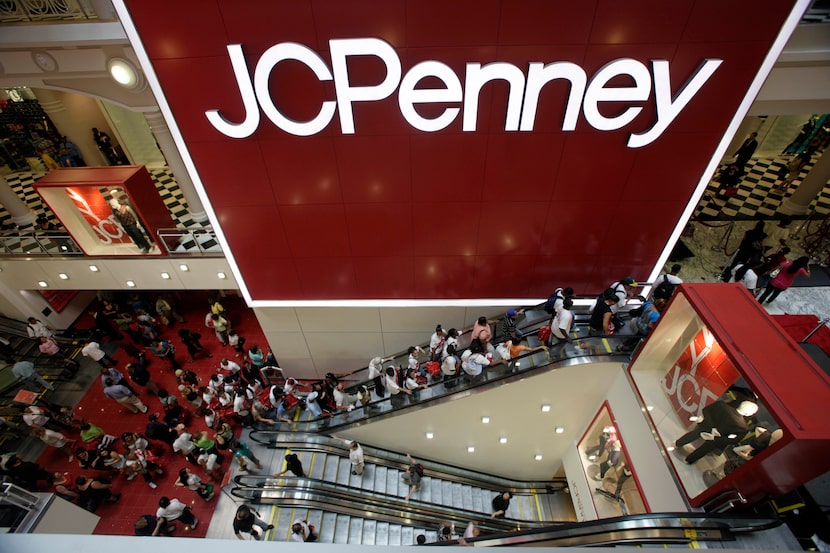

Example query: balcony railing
[0,227,223,257]
[0,0,99,22]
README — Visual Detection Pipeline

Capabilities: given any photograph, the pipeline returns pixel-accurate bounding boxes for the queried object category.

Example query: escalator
[233,434,787,547]
[262,308,633,434]
[234,433,568,543]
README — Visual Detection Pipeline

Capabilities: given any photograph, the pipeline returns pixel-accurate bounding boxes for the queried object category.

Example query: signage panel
[116,0,804,303]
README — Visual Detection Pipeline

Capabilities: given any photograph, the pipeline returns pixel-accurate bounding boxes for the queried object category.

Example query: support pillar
[34,88,99,167]
[779,149,830,216]
[143,110,208,224]
[0,176,37,227]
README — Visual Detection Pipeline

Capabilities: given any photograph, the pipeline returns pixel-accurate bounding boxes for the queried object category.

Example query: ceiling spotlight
[107,57,142,89]
[481,416,490,424]
[38,281,48,287]
[161,272,171,280]
[555,426,565,434]
[126,280,136,287]
[541,404,551,413]
[646,405,654,412]
[217,272,227,279]
[499,436,508,444]
[534,454,543,461]
[58,273,69,280]
[425,432,434,439]
[89,265,99,272]
[179,264,189,272]
[467,446,475,453]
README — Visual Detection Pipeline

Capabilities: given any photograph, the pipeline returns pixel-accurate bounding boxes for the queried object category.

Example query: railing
[0,230,83,256]
[0,227,223,257]
[0,0,99,22]
[156,227,224,255]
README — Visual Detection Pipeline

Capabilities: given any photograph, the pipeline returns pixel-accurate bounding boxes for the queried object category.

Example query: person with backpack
[651,264,683,301]
[402,453,424,501]
[543,287,574,320]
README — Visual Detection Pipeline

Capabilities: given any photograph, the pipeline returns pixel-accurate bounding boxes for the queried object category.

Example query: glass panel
[629,294,784,500]
[577,405,646,517]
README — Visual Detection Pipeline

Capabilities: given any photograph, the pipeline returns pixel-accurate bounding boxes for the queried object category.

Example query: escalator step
[388,523,402,545]
[348,517,364,543]
[375,521,390,545]
[333,513,350,544]
[320,511,338,543]
[400,525,414,545]
[373,465,388,493]
[362,519,377,545]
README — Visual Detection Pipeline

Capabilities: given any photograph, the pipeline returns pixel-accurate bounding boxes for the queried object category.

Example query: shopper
[233,505,273,540]
[757,256,811,304]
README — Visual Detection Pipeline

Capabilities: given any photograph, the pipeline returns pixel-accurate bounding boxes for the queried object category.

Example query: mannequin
[675,400,758,464]
[585,426,616,461]
[111,193,152,253]
[599,438,622,478]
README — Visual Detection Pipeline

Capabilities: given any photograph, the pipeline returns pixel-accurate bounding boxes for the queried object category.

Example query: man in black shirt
[491,491,513,518]
[589,289,618,337]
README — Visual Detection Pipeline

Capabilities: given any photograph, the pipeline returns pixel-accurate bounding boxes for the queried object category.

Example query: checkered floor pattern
[695,156,830,221]
[0,168,219,254]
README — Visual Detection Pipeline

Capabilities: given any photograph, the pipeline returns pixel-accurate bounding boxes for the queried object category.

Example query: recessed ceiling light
[541,404,551,412]
[646,405,654,411]
[107,58,141,89]
[425,432,434,439]
[126,280,136,287]
[38,281,48,288]
[217,272,227,279]
[58,273,69,280]
[179,264,189,271]
[499,436,508,444]
[555,426,565,434]
[467,446,475,453]
[161,272,171,280]
[534,454,543,461]
[481,416,490,424]
[89,265,99,272]
[666,446,675,452]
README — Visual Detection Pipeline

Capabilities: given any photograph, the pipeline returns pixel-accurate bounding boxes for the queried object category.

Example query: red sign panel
[117,0,801,302]
[661,330,741,427]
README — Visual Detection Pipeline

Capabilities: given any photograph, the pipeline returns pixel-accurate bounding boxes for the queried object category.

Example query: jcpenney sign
[206,38,721,148]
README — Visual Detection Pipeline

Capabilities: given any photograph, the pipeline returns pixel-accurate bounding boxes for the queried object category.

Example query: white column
[34,88,99,167]
[0,176,37,227]
[779,149,830,216]
[143,110,208,224]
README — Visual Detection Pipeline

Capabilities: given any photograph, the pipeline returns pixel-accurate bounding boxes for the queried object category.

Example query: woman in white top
[729,263,759,294]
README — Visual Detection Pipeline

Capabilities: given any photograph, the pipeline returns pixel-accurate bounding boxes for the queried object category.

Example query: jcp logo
[206,38,721,148]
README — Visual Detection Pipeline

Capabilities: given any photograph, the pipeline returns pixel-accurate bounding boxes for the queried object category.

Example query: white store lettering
[205,38,722,148]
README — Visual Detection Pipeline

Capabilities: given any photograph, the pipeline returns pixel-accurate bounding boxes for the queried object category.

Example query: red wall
[121,0,796,301]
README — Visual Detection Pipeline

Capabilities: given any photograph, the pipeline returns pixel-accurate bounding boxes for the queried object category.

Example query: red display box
[33,166,173,256]
[627,283,830,508]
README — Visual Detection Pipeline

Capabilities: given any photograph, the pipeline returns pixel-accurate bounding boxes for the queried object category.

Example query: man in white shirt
[368,355,393,398]
[429,325,446,361]
[385,366,412,407]
[608,277,637,314]
[551,299,575,346]
[333,382,357,411]
[650,264,683,301]
[26,317,53,339]
[82,341,114,367]
[154,496,197,534]
[346,439,364,475]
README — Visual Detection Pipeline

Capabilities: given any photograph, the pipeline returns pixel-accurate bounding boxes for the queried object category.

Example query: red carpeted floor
[36,291,269,537]
[772,314,830,356]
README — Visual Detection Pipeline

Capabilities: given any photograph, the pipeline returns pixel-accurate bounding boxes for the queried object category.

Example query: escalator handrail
[258,335,630,433]
[426,511,782,547]
[246,433,561,493]
[230,473,547,532]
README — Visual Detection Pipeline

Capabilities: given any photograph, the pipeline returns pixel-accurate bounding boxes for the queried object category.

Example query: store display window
[34,166,172,256]
[627,291,783,502]
[577,403,647,518]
